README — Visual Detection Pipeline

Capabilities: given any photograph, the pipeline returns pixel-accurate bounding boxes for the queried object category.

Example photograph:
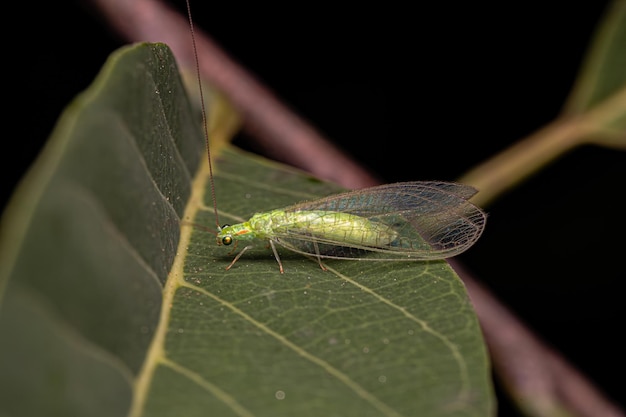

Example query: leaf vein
[180,280,405,417]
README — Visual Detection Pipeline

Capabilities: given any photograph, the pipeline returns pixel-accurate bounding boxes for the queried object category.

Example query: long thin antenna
[185,0,220,229]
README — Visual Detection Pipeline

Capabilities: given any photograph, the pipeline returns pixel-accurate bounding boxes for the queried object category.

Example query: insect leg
[312,241,327,271]
[268,240,285,274]
[226,245,252,271]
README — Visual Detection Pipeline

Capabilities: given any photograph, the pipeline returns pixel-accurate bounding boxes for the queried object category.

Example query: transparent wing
[271,181,486,261]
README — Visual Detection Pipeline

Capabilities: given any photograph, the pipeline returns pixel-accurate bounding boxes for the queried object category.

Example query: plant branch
[459,86,626,208]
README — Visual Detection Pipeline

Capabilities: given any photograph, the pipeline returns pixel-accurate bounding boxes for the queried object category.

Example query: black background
[7,1,625,415]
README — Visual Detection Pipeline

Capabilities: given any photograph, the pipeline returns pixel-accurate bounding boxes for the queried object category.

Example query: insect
[184,3,486,274]
[216,181,486,273]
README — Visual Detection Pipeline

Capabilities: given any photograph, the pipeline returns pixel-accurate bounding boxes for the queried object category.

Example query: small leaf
[562,0,626,148]
[0,44,494,417]
[564,0,626,114]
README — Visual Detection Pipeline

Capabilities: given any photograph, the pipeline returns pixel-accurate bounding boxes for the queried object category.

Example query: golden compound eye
[222,236,233,246]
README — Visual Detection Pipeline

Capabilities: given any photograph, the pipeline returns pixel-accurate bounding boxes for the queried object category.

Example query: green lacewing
[216,181,486,273]
[184,3,486,273]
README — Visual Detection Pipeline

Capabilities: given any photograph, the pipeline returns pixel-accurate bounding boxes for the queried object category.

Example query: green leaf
[562,0,626,148]
[0,44,493,416]
[564,0,626,113]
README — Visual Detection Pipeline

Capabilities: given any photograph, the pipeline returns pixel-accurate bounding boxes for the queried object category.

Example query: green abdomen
[250,210,397,247]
